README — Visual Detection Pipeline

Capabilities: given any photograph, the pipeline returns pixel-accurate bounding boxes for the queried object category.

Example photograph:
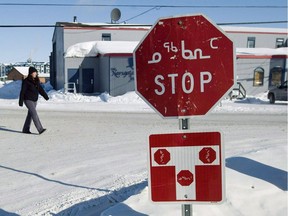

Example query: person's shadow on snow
[0,209,20,216]
[0,126,38,135]
[0,126,22,134]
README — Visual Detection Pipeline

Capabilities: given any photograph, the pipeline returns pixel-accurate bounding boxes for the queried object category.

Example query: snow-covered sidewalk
[0,80,287,216]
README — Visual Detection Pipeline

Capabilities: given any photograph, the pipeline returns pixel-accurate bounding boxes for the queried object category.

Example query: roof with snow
[237,47,288,57]
[11,66,49,77]
[221,26,287,34]
[56,21,287,33]
[65,41,139,58]
[14,66,29,75]
[56,22,151,29]
[65,40,288,58]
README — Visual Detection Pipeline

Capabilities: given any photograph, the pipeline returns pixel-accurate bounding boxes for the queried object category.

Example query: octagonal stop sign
[154,148,170,165]
[177,170,194,186]
[199,147,216,164]
[134,14,234,118]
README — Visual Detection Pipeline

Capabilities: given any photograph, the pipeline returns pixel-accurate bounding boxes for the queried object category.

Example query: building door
[68,69,79,92]
[82,68,94,93]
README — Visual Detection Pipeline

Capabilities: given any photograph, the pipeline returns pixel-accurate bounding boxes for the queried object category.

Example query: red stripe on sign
[195,165,222,202]
[149,132,221,148]
[151,166,176,201]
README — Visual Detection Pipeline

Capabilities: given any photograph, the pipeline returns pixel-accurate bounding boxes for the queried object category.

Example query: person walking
[19,66,49,134]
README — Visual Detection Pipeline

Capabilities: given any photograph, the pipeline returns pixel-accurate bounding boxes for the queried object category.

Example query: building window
[269,67,283,87]
[247,37,256,48]
[276,38,285,48]
[102,33,111,41]
[253,67,264,86]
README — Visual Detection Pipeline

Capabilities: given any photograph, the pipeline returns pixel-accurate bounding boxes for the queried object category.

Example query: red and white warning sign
[149,132,225,203]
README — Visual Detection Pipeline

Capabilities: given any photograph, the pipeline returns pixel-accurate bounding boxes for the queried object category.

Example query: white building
[50,22,287,96]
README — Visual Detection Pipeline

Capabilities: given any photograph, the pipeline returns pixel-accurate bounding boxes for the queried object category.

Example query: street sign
[148,132,225,203]
[134,14,235,118]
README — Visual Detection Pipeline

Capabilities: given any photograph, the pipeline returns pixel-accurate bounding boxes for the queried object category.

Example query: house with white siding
[50,22,287,96]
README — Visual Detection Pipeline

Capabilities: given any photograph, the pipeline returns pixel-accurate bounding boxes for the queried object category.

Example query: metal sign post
[137,14,231,216]
[182,204,192,216]
[179,118,192,216]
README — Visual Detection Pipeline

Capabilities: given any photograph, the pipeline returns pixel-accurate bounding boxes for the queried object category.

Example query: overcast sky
[0,0,287,63]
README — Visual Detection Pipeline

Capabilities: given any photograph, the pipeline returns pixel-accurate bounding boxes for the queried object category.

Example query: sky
[0,0,287,63]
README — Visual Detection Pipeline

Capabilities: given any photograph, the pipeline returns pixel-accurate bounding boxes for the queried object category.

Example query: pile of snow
[0,80,21,99]
[0,80,286,115]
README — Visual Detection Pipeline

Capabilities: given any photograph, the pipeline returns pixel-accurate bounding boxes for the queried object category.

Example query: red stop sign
[154,149,171,165]
[199,147,216,164]
[134,14,234,118]
[177,170,194,186]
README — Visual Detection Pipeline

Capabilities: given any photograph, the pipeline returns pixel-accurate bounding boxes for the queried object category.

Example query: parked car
[267,81,287,104]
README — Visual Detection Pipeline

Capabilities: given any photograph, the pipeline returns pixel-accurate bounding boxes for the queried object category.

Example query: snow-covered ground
[0,80,287,216]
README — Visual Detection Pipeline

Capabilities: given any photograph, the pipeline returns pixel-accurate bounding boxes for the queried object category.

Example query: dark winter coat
[19,76,49,106]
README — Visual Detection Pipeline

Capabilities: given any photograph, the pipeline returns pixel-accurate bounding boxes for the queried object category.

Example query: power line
[0,3,286,8]
[0,25,56,28]
[0,21,287,28]
[1,3,286,24]
[122,7,160,23]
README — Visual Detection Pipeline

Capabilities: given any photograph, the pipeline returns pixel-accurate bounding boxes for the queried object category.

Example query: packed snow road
[0,109,287,215]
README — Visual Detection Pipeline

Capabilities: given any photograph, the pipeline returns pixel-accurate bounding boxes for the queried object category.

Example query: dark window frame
[102,33,111,41]
[247,37,256,48]
[276,38,285,48]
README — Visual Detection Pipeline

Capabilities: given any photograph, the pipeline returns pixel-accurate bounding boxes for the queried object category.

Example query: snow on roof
[14,66,29,75]
[59,21,287,34]
[57,21,151,28]
[65,40,287,58]
[12,66,49,76]
[65,41,139,58]
[236,47,288,56]
[220,26,287,34]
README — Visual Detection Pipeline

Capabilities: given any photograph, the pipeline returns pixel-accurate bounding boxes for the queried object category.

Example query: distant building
[7,66,49,83]
[51,22,150,95]
[51,22,287,96]
[236,48,287,96]
[0,61,50,82]
[12,61,50,74]
[0,63,7,81]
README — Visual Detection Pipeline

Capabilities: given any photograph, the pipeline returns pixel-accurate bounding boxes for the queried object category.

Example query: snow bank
[0,80,21,99]
[0,80,287,114]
